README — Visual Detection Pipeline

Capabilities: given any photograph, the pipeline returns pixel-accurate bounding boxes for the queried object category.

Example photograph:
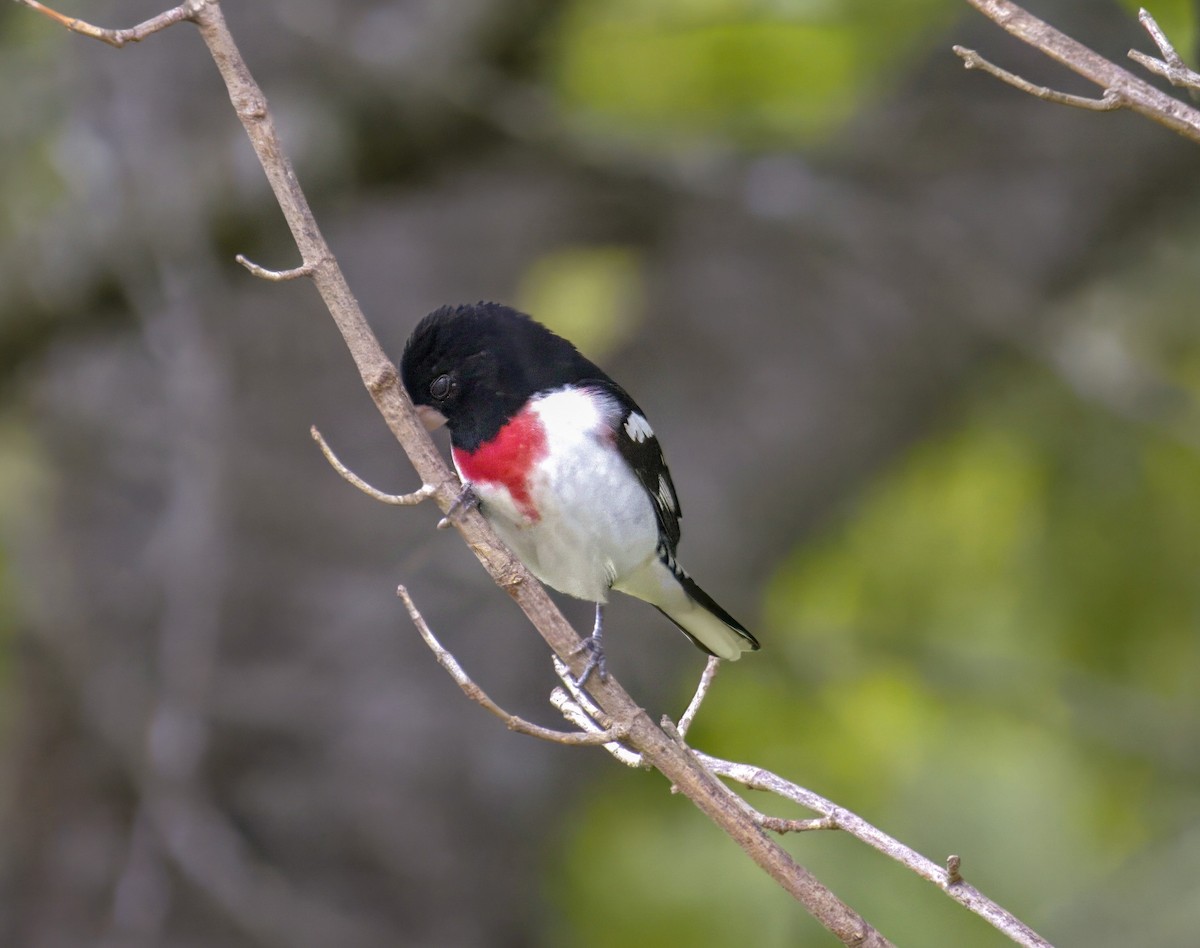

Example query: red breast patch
[452,409,547,521]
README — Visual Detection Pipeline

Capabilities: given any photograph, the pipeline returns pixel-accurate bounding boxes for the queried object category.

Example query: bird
[400,301,760,683]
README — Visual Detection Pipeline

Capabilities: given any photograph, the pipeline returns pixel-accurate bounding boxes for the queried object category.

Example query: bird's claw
[573,634,608,686]
[437,484,479,529]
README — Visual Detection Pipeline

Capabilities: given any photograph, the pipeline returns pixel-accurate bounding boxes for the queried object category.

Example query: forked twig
[1128,8,1200,92]
[694,751,1054,948]
[958,0,1200,144]
[549,656,644,765]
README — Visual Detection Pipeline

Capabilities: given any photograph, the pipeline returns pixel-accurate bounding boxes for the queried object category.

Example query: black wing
[587,380,682,550]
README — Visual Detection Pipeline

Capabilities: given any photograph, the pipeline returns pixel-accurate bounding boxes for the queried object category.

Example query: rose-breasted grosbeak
[401,302,760,681]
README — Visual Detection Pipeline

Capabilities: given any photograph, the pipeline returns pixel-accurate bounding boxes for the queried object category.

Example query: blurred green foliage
[518,245,644,360]
[545,2,1200,944]
[546,239,1200,943]
[1118,0,1197,57]
[553,0,1199,148]
[552,0,956,147]
[0,17,71,243]
[549,354,1200,946]
[0,413,46,733]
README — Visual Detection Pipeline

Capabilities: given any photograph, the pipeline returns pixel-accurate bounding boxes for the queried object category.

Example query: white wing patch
[657,473,675,515]
[624,412,654,443]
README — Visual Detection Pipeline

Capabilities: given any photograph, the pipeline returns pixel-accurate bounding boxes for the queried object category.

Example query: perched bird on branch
[401,302,759,682]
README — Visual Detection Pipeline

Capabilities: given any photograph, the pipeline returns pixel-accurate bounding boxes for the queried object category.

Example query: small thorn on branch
[17,0,199,47]
[953,45,1124,112]
[311,426,437,506]
[946,854,963,885]
[235,254,315,282]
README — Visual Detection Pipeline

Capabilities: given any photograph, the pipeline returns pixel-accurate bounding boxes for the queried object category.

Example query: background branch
[954,45,1124,110]
[959,0,1200,142]
[1129,8,1200,91]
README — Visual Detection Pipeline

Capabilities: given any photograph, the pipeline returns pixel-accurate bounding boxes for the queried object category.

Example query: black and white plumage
[400,301,759,676]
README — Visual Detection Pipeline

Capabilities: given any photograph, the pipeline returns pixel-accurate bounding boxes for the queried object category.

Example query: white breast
[471,387,659,602]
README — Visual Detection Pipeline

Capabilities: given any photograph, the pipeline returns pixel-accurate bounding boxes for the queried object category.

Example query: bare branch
[235,253,315,282]
[311,426,438,506]
[15,0,203,47]
[675,656,721,740]
[1129,8,1200,91]
[436,485,479,530]
[549,688,645,766]
[398,586,628,747]
[960,0,1200,144]
[954,46,1123,111]
[549,656,644,765]
[695,751,1055,948]
[550,656,618,732]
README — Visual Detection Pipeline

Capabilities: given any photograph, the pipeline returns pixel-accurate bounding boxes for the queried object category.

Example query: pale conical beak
[416,405,448,431]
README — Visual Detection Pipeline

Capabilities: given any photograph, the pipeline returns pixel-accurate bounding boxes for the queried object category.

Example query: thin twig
[758,814,837,834]
[550,656,616,731]
[675,655,721,740]
[235,254,316,282]
[15,0,204,47]
[1128,8,1200,92]
[549,656,643,764]
[695,751,1054,948]
[398,586,628,746]
[960,0,1200,144]
[311,426,438,506]
[549,688,644,766]
[954,46,1123,111]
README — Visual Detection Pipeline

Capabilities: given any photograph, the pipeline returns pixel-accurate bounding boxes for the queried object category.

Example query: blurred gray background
[3,1,1199,946]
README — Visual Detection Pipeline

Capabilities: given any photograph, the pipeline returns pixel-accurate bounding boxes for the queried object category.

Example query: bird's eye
[429,374,453,400]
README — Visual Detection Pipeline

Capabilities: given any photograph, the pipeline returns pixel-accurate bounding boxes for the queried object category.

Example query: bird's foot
[573,603,608,686]
[437,483,479,529]
[572,634,608,687]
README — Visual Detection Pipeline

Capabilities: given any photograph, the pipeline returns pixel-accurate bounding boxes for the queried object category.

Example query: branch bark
[18,2,1060,945]
[692,752,1053,947]
[957,0,1200,143]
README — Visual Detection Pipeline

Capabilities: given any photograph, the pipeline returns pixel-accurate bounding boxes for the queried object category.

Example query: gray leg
[437,483,479,529]
[574,603,608,686]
